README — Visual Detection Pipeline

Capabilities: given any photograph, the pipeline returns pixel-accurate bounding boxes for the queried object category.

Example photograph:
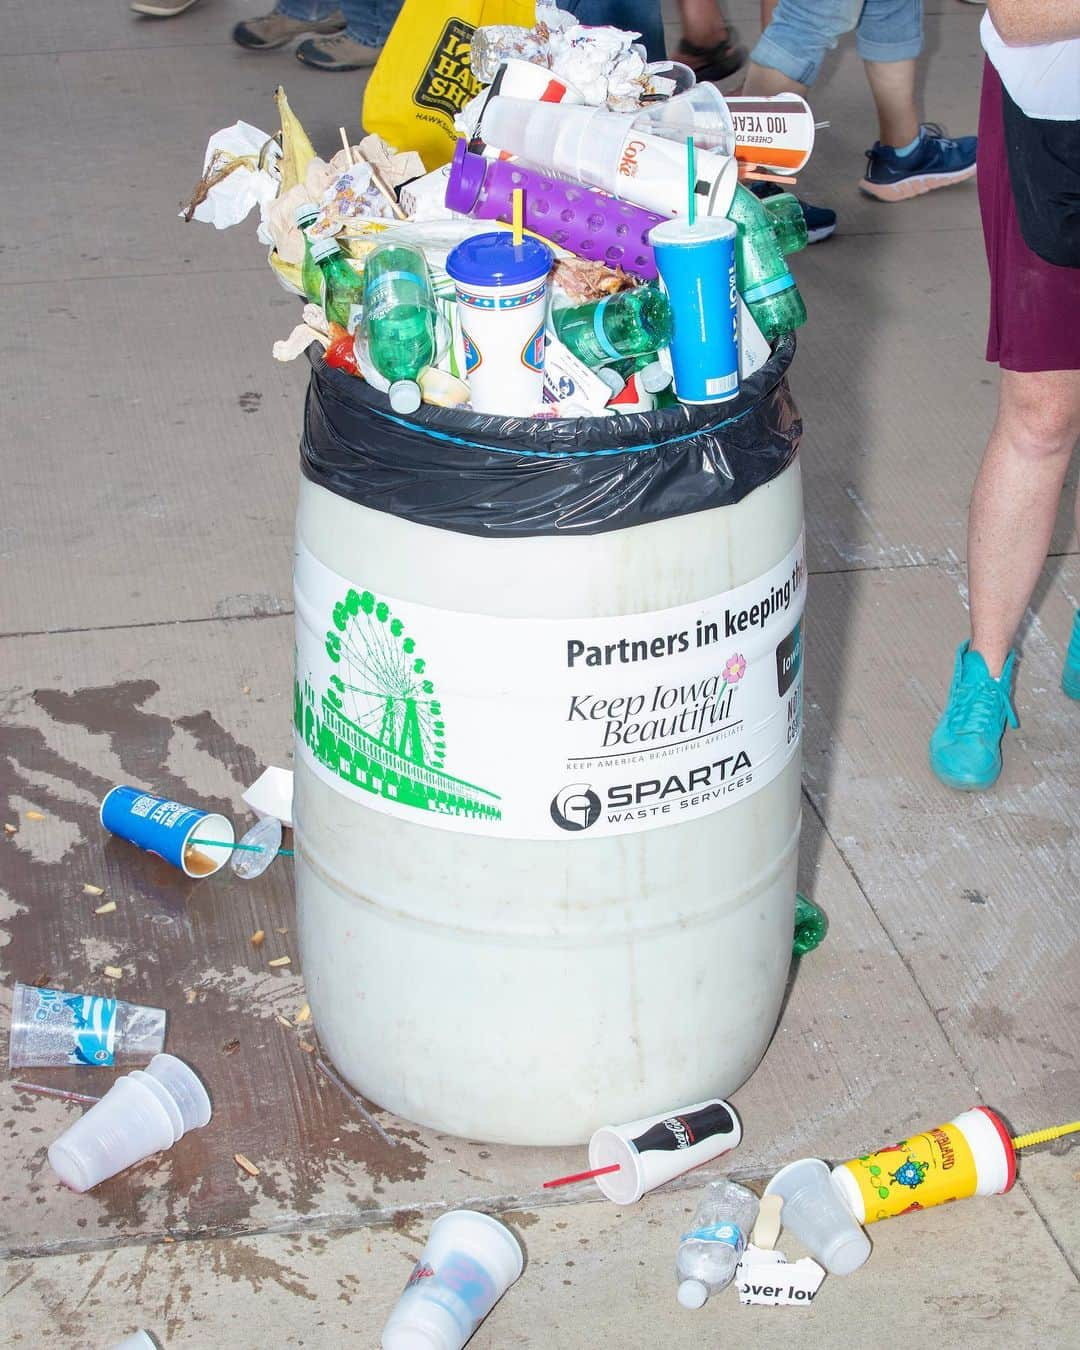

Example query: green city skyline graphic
[295,584,501,822]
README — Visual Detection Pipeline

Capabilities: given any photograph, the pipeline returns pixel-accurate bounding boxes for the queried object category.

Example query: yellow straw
[512,187,524,246]
[1011,1120,1080,1150]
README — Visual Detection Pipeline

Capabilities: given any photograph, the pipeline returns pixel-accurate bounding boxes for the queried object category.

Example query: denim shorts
[750,0,923,86]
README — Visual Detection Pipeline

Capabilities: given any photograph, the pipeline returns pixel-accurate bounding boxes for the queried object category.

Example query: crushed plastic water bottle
[676,1178,759,1308]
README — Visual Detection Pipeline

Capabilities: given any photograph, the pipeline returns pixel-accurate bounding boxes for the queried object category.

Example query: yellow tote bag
[363,0,535,170]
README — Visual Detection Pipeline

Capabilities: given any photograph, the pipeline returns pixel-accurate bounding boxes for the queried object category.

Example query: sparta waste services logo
[550,783,601,832]
[413,19,482,119]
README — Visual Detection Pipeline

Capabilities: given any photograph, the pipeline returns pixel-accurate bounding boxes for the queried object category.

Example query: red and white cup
[588,1098,742,1204]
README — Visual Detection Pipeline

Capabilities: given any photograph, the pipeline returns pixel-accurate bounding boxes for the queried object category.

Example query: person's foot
[232,10,345,51]
[860,123,977,201]
[674,28,748,83]
[1062,612,1080,700]
[751,181,837,244]
[929,642,1018,791]
[131,0,202,14]
[295,31,381,70]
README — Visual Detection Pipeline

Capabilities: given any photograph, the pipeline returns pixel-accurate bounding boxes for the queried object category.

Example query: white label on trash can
[294,534,805,839]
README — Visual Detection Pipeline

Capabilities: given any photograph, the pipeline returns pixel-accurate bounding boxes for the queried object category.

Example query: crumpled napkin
[185,121,280,229]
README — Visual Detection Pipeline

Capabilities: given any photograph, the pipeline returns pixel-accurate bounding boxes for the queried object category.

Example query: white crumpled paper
[185,121,280,229]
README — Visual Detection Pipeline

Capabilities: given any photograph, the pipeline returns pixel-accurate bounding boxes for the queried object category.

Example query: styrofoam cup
[588,1099,742,1205]
[47,1056,211,1193]
[764,1157,871,1275]
[110,1334,158,1350]
[381,1210,523,1350]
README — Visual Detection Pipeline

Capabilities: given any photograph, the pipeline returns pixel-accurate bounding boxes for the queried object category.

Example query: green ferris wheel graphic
[324,587,446,770]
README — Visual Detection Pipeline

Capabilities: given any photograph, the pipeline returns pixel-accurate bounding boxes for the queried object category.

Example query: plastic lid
[637,360,671,393]
[294,201,320,227]
[310,236,342,263]
[677,1279,708,1309]
[388,380,422,414]
[230,815,283,880]
[444,139,487,214]
[445,231,552,287]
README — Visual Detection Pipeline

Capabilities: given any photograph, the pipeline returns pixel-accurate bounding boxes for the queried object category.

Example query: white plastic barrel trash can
[293,341,806,1145]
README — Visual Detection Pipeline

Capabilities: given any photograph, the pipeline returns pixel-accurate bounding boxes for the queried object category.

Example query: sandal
[674,30,748,83]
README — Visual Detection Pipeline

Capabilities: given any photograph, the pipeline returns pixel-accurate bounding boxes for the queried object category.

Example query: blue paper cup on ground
[649,217,739,404]
[100,787,234,878]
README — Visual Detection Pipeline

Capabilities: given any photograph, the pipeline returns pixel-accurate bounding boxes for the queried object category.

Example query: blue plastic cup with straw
[647,136,740,405]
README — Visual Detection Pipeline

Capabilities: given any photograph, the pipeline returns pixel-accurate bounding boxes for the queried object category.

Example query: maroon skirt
[979,60,1080,372]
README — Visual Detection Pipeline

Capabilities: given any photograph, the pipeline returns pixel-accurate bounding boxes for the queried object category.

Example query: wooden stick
[338,126,355,166]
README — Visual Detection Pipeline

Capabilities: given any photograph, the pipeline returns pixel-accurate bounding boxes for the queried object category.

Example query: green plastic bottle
[727,185,807,340]
[362,244,438,414]
[310,237,366,333]
[759,192,808,257]
[553,287,674,368]
[295,202,322,306]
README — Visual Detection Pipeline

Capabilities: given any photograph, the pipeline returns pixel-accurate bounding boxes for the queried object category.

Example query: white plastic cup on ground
[47,1054,211,1193]
[588,1099,742,1205]
[764,1157,871,1275]
[381,1210,523,1350]
[9,982,166,1069]
[445,232,553,416]
[110,1334,158,1350]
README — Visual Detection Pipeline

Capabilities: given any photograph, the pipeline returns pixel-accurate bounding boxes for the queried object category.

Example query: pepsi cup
[100,787,235,878]
[649,218,739,404]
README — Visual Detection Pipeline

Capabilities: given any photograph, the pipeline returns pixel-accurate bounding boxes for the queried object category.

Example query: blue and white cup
[649,217,740,404]
[100,786,234,878]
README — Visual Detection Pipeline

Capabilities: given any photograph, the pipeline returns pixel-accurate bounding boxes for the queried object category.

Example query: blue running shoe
[860,123,977,202]
[929,642,1018,791]
[1063,611,1080,700]
[751,181,837,244]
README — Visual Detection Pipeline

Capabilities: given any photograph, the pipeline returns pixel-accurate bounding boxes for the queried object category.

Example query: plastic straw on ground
[542,1163,622,1189]
[189,838,295,856]
[314,1056,397,1148]
[1012,1121,1080,1149]
[13,1082,102,1106]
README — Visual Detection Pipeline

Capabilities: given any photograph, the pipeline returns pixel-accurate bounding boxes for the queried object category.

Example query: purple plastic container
[445,140,663,280]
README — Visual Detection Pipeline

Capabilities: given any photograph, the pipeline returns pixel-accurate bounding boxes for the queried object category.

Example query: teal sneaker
[1063,612,1080,700]
[929,642,1018,790]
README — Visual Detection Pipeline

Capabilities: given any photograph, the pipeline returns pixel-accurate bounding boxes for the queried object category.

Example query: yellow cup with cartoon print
[831,1107,1016,1224]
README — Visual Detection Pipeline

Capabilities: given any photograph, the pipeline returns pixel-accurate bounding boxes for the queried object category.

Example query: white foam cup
[47,1055,211,1193]
[588,1099,742,1205]
[764,1157,871,1275]
[381,1210,524,1350]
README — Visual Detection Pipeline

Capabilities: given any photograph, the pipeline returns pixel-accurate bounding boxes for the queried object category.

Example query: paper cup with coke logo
[831,1106,1016,1225]
[381,1210,523,1350]
[588,1098,742,1205]
[445,231,553,415]
[100,786,234,879]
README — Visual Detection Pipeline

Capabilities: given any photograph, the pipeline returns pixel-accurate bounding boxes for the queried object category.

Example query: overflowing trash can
[293,335,805,1145]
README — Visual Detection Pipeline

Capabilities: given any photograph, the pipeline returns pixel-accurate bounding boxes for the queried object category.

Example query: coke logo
[664,1117,692,1148]
[618,138,646,178]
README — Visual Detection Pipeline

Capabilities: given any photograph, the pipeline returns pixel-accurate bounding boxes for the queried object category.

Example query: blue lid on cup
[446,231,553,287]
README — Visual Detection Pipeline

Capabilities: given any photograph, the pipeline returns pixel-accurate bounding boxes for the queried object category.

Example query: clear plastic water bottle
[727,184,807,340]
[362,243,438,414]
[294,202,322,306]
[553,287,674,368]
[675,1179,759,1309]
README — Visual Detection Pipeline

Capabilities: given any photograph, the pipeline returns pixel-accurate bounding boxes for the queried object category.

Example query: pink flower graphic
[723,653,747,683]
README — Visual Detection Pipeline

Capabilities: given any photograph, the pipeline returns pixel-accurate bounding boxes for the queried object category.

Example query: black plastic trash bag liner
[301,333,800,539]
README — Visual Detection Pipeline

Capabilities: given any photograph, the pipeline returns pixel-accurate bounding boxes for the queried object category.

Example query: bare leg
[968,368,1080,675]
[863,57,920,147]
[741,60,807,97]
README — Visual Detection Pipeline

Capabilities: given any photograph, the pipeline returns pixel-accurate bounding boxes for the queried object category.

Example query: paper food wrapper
[187,122,280,230]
